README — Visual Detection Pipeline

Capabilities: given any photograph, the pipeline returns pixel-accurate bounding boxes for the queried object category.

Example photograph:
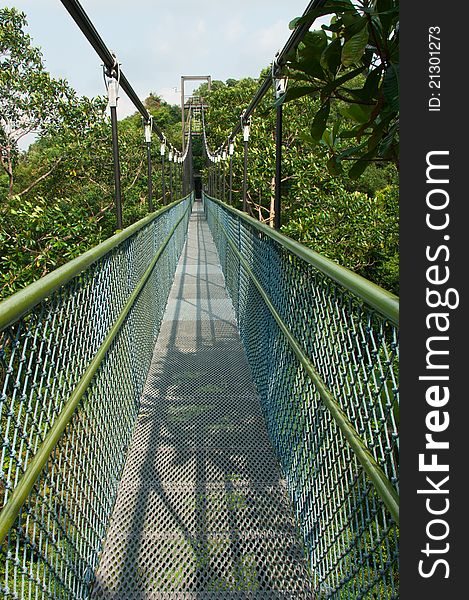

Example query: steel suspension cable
[228,0,327,141]
[201,106,227,198]
[60,0,167,143]
[200,0,327,208]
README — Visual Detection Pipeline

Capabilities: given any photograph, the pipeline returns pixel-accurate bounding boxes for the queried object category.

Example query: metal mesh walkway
[91,202,313,598]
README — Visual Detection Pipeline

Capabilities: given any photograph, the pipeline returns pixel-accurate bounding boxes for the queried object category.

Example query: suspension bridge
[0,1,399,598]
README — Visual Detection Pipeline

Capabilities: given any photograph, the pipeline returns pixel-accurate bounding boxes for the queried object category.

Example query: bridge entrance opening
[193,174,202,200]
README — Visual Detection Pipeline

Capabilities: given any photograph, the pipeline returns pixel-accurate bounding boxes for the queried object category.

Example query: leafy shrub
[0,195,103,298]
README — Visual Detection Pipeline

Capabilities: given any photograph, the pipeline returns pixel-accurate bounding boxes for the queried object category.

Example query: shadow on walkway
[91,204,313,599]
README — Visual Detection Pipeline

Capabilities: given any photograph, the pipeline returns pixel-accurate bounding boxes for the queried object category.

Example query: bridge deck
[92,202,312,598]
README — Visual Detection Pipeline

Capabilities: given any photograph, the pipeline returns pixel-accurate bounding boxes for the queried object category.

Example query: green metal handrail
[0,197,189,331]
[204,192,399,598]
[209,198,399,523]
[205,194,399,325]
[205,193,399,522]
[0,195,192,544]
[0,194,192,598]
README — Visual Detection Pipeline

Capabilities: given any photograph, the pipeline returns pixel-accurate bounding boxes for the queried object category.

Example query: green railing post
[169,148,174,203]
[203,192,399,597]
[228,141,234,205]
[274,75,286,230]
[161,140,166,204]
[222,149,227,202]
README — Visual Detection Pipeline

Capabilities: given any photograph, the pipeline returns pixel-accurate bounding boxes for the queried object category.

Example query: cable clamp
[272,51,280,78]
[274,76,287,99]
[109,52,120,80]
[144,116,152,144]
[107,79,118,108]
[241,112,251,142]
[104,53,121,108]
[273,51,288,100]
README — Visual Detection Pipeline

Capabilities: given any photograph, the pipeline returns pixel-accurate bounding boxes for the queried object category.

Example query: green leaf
[311,101,331,141]
[378,120,399,158]
[343,15,368,39]
[348,150,375,179]
[363,66,383,98]
[367,115,391,151]
[321,65,365,97]
[290,1,355,30]
[337,141,369,159]
[288,57,325,80]
[299,30,328,62]
[339,103,375,124]
[323,20,344,33]
[320,38,342,75]
[383,63,399,112]
[376,0,399,37]
[297,131,316,145]
[341,22,369,67]
[282,85,318,105]
[321,128,334,149]
[289,16,302,30]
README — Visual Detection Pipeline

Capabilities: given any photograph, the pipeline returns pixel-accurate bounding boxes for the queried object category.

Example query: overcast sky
[8,0,323,119]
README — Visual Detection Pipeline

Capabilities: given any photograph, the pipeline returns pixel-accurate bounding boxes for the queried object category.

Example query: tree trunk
[0,145,15,197]
[6,146,14,197]
[269,176,275,228]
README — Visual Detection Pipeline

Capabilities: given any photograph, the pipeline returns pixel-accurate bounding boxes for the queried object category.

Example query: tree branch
[18,157,63,196]
[124,158,144,192]
[332,91,376,105]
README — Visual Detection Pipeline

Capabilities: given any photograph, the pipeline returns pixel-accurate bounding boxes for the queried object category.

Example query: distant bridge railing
[0,194,192,599]
[204,192,399,599]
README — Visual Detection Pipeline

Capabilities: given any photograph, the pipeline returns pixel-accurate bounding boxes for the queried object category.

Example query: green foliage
[199,75,398,294]
[0,7,398,300]
[0,195,103,296]
[283,184,399,294]
[0,8,76,194]
[0,12,183,299]
[283,0,399,177]
[0,90,183,299]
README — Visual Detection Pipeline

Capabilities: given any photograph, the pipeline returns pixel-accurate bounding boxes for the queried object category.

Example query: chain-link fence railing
[205,193,399,599]
[0,195,192,599]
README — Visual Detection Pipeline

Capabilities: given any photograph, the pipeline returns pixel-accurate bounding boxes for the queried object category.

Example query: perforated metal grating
[91,202,313,598]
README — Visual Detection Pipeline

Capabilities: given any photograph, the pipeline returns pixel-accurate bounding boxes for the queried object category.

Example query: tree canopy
[283,0,399,178]
[1,6,398,300]
[0,8,184,297]
[0,8,77,195]
[199,75,398,293]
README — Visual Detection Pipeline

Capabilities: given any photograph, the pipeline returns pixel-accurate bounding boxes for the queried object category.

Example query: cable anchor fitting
[144,116,152,144]
[104,52,121,109]
[272,52,288,100]
[241,113,251,142]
